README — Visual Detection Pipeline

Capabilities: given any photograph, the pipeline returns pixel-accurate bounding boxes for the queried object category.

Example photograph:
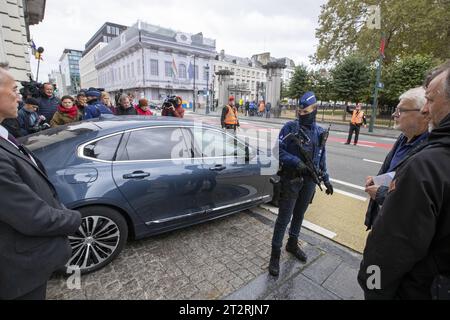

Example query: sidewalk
[190,108,401,139]
[225,206,364,300]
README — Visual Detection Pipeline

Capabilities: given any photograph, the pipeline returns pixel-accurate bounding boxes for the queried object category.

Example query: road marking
[381,137,397,142]
[330,178,365,191]
[259,204,337,239]
[363,159,383,165]
[339,142,375,148]
[334,189,368,202]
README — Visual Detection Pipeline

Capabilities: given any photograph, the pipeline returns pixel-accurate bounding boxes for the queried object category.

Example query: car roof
[20,115,218,151]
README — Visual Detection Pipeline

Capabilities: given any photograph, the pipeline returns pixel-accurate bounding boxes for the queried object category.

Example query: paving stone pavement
[47,206,364,300]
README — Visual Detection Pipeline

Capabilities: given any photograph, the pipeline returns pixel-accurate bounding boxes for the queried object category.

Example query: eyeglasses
[393,107,421,117]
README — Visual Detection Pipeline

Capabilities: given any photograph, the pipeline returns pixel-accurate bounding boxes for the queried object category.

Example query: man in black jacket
[358,61,450,299]
[364,87,430,230]
[0,67,81,300]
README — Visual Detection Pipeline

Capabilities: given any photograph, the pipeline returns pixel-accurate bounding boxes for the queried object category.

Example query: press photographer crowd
[0,77,185,138]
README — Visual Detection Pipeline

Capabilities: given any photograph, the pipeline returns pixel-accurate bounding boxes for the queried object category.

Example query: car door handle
[209,165,226,171]
[123,171,151,179]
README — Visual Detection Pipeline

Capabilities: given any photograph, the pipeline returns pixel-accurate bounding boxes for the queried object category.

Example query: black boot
[286,237,307,263]
[268,248,281,276]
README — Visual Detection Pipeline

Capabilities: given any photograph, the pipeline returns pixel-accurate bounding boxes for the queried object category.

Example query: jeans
[271,177,317,250]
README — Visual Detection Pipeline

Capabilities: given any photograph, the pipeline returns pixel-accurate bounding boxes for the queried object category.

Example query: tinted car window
[83,134,122,161]
[191,128,246,158]
[120,127,188,161]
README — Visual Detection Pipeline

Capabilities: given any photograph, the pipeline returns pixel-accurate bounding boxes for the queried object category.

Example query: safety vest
[224,105,238,125]
[351,110,364,125]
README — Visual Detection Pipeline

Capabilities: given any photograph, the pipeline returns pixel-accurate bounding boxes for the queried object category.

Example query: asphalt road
[186,114,397,252]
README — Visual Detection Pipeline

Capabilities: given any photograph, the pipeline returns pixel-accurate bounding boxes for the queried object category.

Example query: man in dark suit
[0,67,81,300]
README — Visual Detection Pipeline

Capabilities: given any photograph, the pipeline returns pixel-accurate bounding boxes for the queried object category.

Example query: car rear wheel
[67,206,128,274]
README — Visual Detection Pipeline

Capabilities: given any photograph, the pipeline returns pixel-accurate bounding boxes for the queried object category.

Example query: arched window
[178,64,187,79]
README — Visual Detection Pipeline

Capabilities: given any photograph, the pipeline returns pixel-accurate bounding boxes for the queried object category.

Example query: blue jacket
[37,94,60,122]
[17,108,40,136]
[83,100,113,120]
[278,120,330,182]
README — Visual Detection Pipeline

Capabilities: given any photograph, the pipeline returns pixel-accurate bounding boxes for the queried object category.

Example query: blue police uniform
[269,91,333,276]
[83,88,113,120]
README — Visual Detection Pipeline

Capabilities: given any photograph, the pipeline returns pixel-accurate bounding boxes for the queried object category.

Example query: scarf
[58,105,78,119]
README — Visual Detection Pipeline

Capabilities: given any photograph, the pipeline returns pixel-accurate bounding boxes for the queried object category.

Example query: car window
[119,127,189,161]
[83,133,122,161]
[191,128,247,158]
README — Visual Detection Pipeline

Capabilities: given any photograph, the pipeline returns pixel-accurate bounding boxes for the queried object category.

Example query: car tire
[67,206,128,274]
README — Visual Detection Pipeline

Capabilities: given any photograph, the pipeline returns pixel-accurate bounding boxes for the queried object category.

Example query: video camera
[20,78,42,99]
[162,95,178,110]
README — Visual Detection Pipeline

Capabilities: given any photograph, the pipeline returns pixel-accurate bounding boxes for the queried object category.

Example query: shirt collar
[0,125,9,140]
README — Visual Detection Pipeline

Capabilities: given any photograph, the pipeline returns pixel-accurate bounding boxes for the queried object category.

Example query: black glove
[324,181,333,195]
[297,162,310,176]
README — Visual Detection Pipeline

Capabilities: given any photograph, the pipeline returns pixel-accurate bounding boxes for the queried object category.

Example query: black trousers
[14,283,47,300]
[346,123,361,144]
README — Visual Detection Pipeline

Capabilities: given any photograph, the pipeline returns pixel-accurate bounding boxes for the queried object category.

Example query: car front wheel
[67,206,128,274]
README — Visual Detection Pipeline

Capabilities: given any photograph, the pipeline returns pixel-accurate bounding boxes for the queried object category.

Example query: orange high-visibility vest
[224,105,238,125]
[351,110,364,125]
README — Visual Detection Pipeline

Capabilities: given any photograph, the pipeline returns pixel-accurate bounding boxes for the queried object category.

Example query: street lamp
[205,64,210,115]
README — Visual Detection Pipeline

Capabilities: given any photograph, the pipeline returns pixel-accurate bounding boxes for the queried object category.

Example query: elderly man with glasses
[364,87,430,230]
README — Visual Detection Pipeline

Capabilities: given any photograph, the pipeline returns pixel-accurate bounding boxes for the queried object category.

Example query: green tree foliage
[310,70,334,103]
[381,54,439,105]
[314,0,450,65]
[331,55,371,103]
[288,65,311,100]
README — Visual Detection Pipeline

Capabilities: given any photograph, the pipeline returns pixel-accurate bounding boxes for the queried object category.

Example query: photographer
[17,98,49,136]
[161,95,184,118]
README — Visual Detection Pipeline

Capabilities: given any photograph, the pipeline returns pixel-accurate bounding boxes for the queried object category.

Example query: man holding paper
[364,87,430,230]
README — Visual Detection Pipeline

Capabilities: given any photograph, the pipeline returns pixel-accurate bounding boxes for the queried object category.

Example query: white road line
[334,189,368,202]
[340,142,374,148]
[363,159,383,165]
[330,178,365,191]
[259,205,337,239]
[381,137,397,142]
[358,140,377,144]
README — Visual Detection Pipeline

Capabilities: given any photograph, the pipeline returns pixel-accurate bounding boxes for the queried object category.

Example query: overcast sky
[30,0,327,82]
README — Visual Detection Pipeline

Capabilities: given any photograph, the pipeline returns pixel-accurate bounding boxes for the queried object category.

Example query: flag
[188,62,194,80]
[30,40,37,55]
[171,58,178,78]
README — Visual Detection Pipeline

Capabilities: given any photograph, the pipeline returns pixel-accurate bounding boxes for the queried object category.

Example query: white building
[95,21,216,107]
[80,42,107,89]
[279,57,296,86]
[48,69,64,97]
[213,49,267,103]
[0,0,45,83]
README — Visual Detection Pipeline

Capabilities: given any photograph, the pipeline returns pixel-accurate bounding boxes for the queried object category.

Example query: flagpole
[369,33,385,133]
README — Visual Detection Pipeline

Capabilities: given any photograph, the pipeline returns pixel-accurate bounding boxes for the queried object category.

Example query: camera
[162,95,178,110]
[29,123,50,134]
[20,80,42,99]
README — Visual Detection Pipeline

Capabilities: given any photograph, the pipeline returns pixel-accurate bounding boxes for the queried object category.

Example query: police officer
[269,91,334,276]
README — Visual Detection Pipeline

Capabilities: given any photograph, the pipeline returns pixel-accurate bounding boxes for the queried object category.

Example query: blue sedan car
[21,116,275,273]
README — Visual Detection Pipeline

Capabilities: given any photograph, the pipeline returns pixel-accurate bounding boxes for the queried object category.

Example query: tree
[331,55,371,104]
[288,65,311,102]
[314,0,450,65]
[382,54,438,106]
[310,69,334,103]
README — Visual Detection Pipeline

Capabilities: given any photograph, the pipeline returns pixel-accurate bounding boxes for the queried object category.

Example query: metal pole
[193,55,196,112]
[36,58,41,82]
[369,34,385,133]
[206,64,210,115]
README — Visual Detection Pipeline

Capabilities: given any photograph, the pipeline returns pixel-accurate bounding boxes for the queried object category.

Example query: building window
[150,59,159,76]
[131,62,135,78]
[178,64,186,79]
[137,59,141,75]
[203,68,208,81]
[165,61,173,77]
[195,65,199,80]
[123,66,126,80]
[127,64,131,79]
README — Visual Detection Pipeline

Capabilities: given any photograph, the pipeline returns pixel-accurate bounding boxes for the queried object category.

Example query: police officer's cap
[299,91,317,109]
